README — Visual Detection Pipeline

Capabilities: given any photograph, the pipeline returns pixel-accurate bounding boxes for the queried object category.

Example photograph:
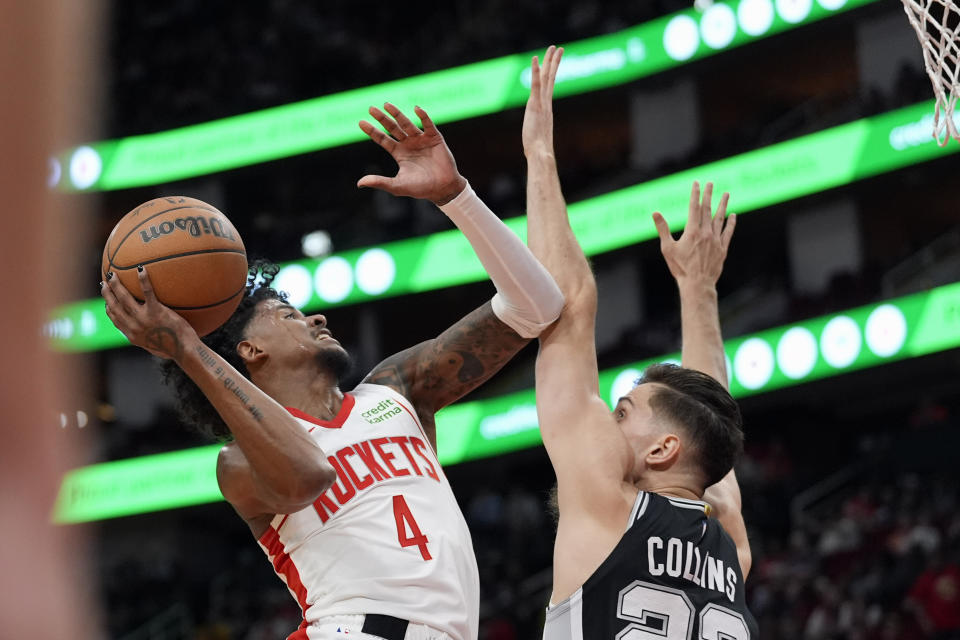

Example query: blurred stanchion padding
[0,0,104,636]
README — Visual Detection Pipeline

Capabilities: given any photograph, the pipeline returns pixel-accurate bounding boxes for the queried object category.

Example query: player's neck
[253,366,344,421]
[651,486,703,501]
[637,475,703,502]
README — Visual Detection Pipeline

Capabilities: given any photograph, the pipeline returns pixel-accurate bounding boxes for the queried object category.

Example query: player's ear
[237,339,266,366]
[645,433,681,469]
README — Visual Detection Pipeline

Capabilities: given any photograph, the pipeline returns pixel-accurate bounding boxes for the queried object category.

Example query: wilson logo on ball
[138,215,238,245]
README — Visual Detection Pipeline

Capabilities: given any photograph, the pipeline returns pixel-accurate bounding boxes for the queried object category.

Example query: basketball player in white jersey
[523,47,756,638]
[100,102,564,640]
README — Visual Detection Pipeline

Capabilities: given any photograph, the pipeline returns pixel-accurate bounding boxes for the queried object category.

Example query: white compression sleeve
[438,183,564,338]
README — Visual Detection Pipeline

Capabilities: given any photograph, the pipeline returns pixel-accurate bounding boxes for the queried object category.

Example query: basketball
[101,196,248,336]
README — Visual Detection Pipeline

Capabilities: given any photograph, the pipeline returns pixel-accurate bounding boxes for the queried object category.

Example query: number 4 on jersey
[392,495,432,561]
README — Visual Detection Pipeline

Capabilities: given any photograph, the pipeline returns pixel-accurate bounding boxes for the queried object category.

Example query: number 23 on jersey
[618,581,750,639]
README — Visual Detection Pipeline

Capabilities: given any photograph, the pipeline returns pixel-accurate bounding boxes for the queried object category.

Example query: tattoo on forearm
[145,327,183,360]
[196,344,217,368]
[195,344,264,422]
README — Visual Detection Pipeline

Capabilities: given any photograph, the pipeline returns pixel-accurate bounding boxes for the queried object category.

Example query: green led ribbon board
[54,280,960,523]
[48,101,960,353]
[54,0,877,191]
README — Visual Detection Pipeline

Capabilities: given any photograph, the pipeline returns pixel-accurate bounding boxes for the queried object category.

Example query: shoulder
[215,442,246,489]
[631,493,712,534]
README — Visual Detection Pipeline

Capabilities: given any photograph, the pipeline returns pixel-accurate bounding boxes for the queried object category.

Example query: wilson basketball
[101,196,248,336]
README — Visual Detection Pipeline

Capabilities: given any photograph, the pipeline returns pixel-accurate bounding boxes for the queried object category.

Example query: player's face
[247,299,349,370]
[613,383,667,471]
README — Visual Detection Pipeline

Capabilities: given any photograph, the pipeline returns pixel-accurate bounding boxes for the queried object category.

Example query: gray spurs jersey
[544,491,758,640]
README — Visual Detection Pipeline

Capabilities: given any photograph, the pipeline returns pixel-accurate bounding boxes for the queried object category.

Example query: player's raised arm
[101,269,336,520]
[653,181,735,385]
[524,47,632,491]
[653,183,751,577]
[525,45,600,399]
[357,103,564,442]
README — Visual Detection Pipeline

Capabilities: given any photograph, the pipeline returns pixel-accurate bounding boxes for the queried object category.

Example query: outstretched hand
[652,181,736,287]
[357,103,466,206]
[100,267,194,360]
[522,45,563,157]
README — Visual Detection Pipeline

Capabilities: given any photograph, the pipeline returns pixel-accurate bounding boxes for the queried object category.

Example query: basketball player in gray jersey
[523,46,757,639]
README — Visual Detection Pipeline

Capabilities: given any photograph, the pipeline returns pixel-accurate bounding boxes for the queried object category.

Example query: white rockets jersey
[255,383,479,640]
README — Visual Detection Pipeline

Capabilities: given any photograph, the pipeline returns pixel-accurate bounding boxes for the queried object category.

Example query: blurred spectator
[906,550,960,639]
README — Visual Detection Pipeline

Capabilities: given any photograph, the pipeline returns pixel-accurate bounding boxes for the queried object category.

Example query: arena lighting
[48,100,960,353]
[53,280,960,523]
[51,0,876,192]
[301,229,333,258]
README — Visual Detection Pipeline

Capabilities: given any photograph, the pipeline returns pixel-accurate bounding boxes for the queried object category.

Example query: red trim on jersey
[286,393,355,429]
[393,397,431,447]
[286,621,309,640]
[260,526,309,617]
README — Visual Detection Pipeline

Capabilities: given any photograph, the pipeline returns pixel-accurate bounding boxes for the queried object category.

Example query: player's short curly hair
[160,260,287,441]
[639,363,744,489]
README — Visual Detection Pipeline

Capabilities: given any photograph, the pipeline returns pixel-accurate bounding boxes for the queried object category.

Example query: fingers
[414,105,438,135]
[531,46,563,100]
[382,102,420,137]
[101,274,138,335]
[137,265,158,305]
[688,181,701,227]
[543,45,563,97]
[712,192,730,236]
[652,212,673,245]
[721,213,737,251]
[358,119,398,153]
[529,55,541,96]
[107,270,142,312]
[101,297,134,342]
[700,182,714,228]
[357,173,397,194]
[367,106,408,141]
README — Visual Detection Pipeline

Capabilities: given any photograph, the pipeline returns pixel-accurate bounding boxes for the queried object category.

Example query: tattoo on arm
[415,303,529,409]
[453,350,484,382]
[145,327,183,360]
[364,362,411,399]
[195,344,265,422]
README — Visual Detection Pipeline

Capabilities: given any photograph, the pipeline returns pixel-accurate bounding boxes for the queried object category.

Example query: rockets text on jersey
[256,383,479,640]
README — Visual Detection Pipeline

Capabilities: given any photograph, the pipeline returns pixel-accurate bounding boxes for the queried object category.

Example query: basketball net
[901,0,960,145]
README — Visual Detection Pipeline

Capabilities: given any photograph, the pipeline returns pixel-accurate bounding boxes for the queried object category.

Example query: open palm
[357,103,466,205]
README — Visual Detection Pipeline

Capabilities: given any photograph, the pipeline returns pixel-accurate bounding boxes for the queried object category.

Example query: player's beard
[317,345,353,382]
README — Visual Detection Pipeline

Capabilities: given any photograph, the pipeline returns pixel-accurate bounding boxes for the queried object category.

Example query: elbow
[272,458,337,513]
[298,458,337,501]
[545,285,566,323]
[315,459,338,494]
[564,281,597,315]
